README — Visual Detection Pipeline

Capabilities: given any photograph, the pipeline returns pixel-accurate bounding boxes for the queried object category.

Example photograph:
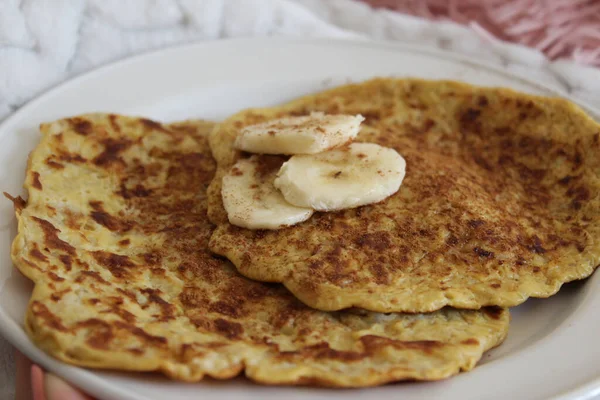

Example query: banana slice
[274,143,406,211]
[222,155,314,229]
[234,112,364,155]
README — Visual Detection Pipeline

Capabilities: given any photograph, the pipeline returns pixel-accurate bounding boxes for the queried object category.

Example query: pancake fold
[11,113,509,386]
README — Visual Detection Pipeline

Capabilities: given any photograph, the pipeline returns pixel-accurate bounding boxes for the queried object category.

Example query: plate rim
[1,37,599,400]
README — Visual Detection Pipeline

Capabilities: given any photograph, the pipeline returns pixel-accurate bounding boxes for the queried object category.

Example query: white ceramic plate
[1,38,599,400]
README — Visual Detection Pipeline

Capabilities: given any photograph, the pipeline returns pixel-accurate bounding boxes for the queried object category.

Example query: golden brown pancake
[208,78,600,313]
[9,113,509,386]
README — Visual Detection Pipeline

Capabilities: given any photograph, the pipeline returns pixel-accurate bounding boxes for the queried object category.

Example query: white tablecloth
[2,0,599,398]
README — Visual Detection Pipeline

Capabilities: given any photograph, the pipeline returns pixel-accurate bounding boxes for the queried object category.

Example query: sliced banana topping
[234,112,364,155]
[274,143,406,211]
[222,155,314,230]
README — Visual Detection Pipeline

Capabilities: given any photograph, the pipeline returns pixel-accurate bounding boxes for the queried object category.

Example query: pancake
[9,113,509,386]
[208,78,600,313]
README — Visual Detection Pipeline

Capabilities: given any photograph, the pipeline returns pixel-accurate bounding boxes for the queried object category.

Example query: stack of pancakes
[9,79,600,386]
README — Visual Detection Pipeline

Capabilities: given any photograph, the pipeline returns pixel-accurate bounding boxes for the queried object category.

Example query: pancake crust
[208,78,600,313]
[10,113,509,386]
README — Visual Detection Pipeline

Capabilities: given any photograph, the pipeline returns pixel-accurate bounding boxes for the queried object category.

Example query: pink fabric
[362,0,600,66]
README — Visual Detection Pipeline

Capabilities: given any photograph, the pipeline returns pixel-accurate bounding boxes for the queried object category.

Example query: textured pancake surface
[10,114,509,386]
[208,78,600,313]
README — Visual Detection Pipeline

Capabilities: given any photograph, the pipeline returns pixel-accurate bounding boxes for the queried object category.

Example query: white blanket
[1,0,599,397]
